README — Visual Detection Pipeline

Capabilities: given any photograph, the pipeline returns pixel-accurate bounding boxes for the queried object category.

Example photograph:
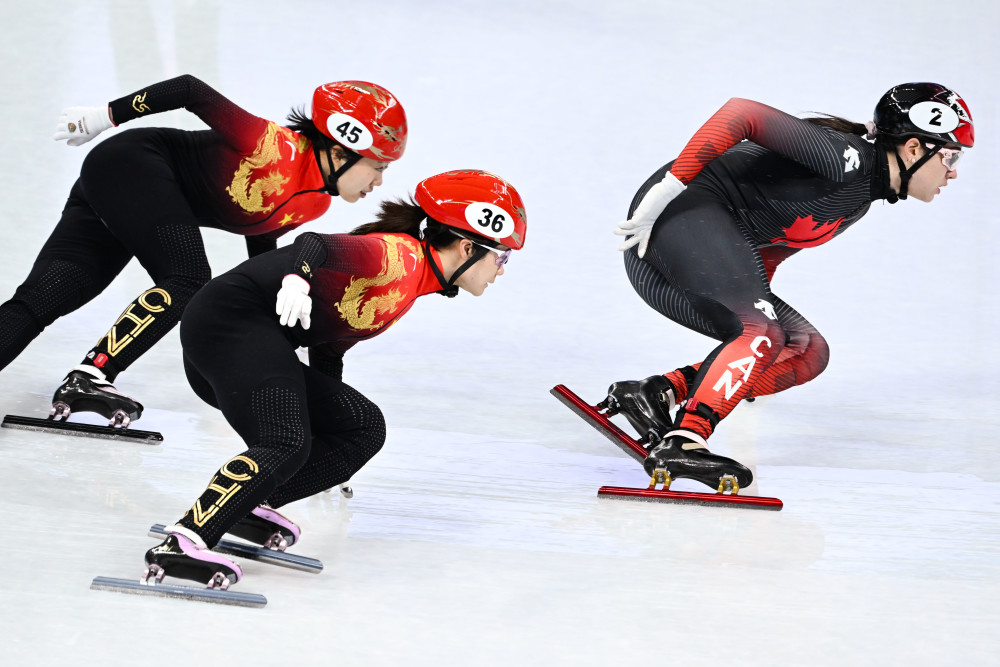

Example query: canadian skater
[0,75,406,428]
[144,170,526,588]
[607,83,974,491]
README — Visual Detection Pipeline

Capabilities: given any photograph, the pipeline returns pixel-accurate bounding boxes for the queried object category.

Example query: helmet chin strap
[313,144,362,196]
[894,144,941,200]
[424,239,490,298]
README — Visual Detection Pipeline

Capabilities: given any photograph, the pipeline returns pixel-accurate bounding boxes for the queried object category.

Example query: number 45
[335,121,362,144]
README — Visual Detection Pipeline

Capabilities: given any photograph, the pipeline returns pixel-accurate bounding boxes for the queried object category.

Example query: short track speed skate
[149,520,323,573]
[92,532,266,607]
[3,369,162,444]
[600,375,677,444]
[551,384,782,510]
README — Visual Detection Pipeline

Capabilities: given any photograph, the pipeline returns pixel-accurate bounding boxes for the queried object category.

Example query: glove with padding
[275,274,312,329]
[53,106,114,146]
[614,172,686,258]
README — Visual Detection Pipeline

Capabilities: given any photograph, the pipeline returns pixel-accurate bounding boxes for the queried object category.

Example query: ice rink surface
[1,1,998,664]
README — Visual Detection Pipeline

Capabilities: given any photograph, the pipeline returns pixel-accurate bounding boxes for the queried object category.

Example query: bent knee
[740,315,787,361]
[786,328,830,378]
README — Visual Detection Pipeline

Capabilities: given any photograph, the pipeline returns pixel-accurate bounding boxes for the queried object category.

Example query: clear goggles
[458,233,511,267]
[927,143,964,170]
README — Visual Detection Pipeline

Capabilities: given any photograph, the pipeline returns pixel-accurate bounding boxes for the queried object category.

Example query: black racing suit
[623,98,896,441]
[0,75,332,384]
[176,231,448,547]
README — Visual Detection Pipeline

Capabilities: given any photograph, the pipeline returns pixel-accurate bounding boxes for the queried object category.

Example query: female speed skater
[0,75,407,428]
[142,170,526,589]
[605,82,974,491]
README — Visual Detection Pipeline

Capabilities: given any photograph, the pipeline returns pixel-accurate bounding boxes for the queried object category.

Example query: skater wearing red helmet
[603,82,973,491]
[142,170,525,590]
[0,75,407,431]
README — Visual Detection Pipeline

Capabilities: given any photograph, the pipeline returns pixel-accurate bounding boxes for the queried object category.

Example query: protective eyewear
[927,143,963,170]
[459,232,511,267]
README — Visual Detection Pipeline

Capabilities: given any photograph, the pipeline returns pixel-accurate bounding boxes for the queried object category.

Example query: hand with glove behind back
[275,274,312,329]
[614,172,686,258]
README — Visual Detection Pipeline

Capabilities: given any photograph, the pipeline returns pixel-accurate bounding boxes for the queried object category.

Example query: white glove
[275,274,312,329]
[54,106,114,146]
[614,172,686,258]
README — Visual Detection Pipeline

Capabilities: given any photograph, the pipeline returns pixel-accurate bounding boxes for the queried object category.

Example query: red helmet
[311,81,407,161]
[414,170,527,250]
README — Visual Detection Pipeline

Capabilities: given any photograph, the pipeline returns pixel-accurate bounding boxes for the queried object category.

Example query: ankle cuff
[664,429,708,449]
[70,364,107,382]
[167,524,207,548]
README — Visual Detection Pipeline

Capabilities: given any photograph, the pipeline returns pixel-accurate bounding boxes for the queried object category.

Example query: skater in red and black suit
[143,170,526,589]
[606,83,974,490]
[0,75,407,427]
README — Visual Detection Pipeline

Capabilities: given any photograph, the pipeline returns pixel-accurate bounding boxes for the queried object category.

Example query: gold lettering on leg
[103,288,173,357]
[187,455,260,527]
[137,287,172,312]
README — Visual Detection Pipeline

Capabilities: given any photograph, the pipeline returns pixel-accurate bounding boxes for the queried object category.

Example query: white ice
[1,0,998,664]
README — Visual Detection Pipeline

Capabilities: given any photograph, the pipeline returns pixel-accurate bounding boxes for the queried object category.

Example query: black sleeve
[246,236,278,259]
[308,343,346,382]
[107,74,267,153]
[670,98,867,185]
[288,232,328,281]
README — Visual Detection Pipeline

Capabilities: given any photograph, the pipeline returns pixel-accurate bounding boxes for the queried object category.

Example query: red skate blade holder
[551,384,783,511]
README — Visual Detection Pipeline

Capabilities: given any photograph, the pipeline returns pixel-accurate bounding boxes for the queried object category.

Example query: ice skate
[143,529,243,590]
[149,522,322,573]
[598,374,678,443]
[227,505,301,551]
[643,431,753,493]
[50,366,143,428]
[553,384,782,509]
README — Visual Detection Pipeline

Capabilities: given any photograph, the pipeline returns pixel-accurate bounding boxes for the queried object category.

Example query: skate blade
[148,524,323,573]
[2,415,162,445]
[550,385,646,463]
[597,485,783,510]
[90,576,266,607]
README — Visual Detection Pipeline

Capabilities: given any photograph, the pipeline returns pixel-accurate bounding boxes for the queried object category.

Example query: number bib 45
[325,113,374,151]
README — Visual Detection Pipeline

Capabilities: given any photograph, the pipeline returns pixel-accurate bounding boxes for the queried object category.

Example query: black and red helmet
[873,82,974,148]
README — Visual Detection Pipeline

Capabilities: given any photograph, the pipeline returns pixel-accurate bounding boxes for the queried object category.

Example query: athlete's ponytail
[804,114,869,137]
[286,106,354,161]
[350,198,462,250]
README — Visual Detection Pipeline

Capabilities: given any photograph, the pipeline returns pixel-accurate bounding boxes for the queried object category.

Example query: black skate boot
[598,374,678,443]
[143,528,243,590]
[643,431,753,493]
[50,366,143,428]
[227,505,300,551]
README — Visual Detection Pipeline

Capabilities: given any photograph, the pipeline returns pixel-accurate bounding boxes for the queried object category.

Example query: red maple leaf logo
[770,215,845,248]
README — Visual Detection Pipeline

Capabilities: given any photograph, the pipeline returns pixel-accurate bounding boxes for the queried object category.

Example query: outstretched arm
[670,97,855,184]
[617,98,858,257]
[55,74,267,150]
